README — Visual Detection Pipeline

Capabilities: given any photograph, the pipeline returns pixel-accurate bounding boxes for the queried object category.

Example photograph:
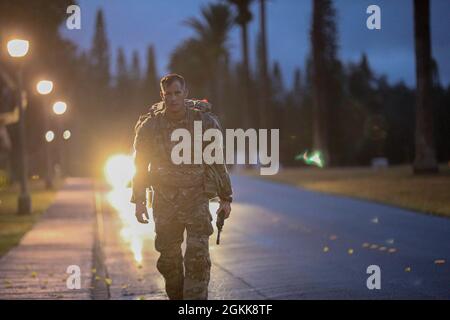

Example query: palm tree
[413,0,438,173]
[169,39,208,95]
[143,45,159,104]
[185,3,233,59]
[184,3,234,117]
[90,9,110,91]
[310,0,339,165]
[227,0,254,128]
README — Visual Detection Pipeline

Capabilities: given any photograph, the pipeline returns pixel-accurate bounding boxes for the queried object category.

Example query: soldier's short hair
[160,74,186,91]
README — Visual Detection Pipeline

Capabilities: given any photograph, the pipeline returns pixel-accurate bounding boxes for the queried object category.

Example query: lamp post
[52,101,67,175]
[36,80,54,189]
[7,39,31,214]
[62,129,71,175]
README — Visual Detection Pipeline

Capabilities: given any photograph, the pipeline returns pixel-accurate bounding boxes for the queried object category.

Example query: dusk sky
[61,0,450,89]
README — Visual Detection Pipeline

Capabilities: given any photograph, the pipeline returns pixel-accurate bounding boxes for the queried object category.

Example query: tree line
[0,0,448,178]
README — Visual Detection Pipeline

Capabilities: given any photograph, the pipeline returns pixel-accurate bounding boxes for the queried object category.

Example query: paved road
[97,175,450,300]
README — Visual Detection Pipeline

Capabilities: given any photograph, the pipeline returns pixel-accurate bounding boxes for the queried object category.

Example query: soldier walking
[131,74,233,300]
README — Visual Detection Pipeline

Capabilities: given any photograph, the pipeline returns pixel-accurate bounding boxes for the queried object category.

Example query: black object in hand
[216,209,226,245]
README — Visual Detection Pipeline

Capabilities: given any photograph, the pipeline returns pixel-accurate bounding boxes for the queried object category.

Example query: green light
[295,150,324,168]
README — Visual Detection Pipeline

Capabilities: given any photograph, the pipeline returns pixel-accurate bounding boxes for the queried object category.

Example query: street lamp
[36,80,53,95]
[52,101,67,175]
[7,39,29,57]
[63,130,71,140]
[45,130,55,142]
[37,80,55,189]
[53,101,67,115]
[7,38,31,214]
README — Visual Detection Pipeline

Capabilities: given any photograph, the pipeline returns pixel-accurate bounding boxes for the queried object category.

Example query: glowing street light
[36,80,53,95]
[63,130,71,140]
[52,102,68,176]
[7,39,29,57]
[45,131,55,142]
[7,38,31,214]
[53,101,67,115]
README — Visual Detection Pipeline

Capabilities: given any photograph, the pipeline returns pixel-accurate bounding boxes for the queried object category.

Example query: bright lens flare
[104,154,136,188]
[103,154,220,265]
[104,154,151,265]
[106,188,152,264]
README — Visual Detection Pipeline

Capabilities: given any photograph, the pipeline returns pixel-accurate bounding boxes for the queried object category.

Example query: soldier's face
[160,80,188,113]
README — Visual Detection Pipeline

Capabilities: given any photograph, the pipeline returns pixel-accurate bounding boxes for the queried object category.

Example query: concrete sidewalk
[0,178,96,299]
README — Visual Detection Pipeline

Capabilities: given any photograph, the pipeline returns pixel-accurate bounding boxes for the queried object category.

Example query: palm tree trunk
[311,0,330,164]
[241,22,252,128]
[259,0,270,129]
[413,0,438,173]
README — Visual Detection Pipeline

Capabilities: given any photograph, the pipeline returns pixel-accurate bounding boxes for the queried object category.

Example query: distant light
[295,150,324,168]
[53,101,67,115]
[104,154,136,188]
[45,131,55,142]
[36,80,53,95]
[7,39,29,57]
[63,130,71,140]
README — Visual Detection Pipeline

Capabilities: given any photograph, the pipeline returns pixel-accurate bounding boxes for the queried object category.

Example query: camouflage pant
[152,187,214,300]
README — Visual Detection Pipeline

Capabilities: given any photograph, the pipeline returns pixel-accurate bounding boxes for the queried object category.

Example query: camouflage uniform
[131,100,232,300]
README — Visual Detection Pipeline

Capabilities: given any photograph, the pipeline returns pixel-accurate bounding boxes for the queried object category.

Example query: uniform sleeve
[205,114,233,202]
[130,118,152,204]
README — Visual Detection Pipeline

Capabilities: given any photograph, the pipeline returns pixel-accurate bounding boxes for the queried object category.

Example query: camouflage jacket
[131,99,233,205]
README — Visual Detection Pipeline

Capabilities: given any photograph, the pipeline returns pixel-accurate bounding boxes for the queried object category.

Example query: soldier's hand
[217,200,231,219]
[135,202,149,224]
